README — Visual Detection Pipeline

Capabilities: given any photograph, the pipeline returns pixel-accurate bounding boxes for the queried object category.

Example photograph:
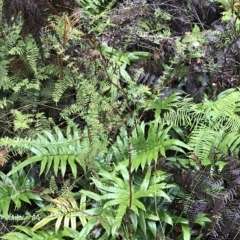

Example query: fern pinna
[168,150,240,239]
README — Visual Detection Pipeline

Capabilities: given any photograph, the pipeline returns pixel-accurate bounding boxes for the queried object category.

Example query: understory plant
[2,0,240,240]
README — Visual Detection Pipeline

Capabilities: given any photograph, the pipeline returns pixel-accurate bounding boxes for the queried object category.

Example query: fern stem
[127,141,133,240]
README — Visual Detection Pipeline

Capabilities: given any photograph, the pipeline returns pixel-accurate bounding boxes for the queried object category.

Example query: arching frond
[2,126,106,178]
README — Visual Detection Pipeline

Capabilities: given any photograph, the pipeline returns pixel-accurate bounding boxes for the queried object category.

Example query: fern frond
[188,125,225,166]
[111,120,191,170]
[1,226,65,240]
[0,166,42,216]
[32,195,85,232]
[164,89,240,132]
[2,126,103,178]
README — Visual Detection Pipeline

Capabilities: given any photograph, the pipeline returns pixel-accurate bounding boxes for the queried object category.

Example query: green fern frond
[164,90,240,132]
[188,125,225,166]
[111,120,191,170]
[2,126,102,178]
[1,226,65,240]
[81,166,171,238]
[0,166,42,216]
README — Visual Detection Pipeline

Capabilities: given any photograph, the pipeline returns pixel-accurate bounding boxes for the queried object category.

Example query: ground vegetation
[0,0,240,239]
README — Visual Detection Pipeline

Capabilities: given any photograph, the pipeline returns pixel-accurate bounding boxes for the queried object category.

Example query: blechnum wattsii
[1,0,240,239]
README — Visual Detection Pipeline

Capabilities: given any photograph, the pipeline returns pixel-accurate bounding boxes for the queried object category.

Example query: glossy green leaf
[147,220,157,237]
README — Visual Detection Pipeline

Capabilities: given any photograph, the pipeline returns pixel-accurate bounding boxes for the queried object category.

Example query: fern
[1,226,66,240]
[1,125,107,178]
[81,165,172,238]
[0,165,42,216]
[188,125,225,166]
[32,195,86,232]
[165,89,240,131]
[163,89,240,166]
[110,120,191,170]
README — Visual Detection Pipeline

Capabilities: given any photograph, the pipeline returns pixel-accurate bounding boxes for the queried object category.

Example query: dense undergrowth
[0,0,240,239]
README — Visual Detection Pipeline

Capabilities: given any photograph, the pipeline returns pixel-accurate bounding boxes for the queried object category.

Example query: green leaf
[55,215,64,232]
[0,197,11,216]
[19,193,31,204]
[120,64,132,82]
[7,156,40,176]
[72,207,103,217]
[80,190,102,202]
[0,232,32,240]
[157,211,173,225]
[112,203,127,236]
[40,156,48,175]
[32,216,57,231]
[54,156,60,176]
[130,211,138,231]
[195,213,211,227]
[60,155,68,177]
[181,224,191,240]
[127,51,151,61]
[25,192,43,201]
[45,156,54,175]
[138,209,146,235]
[76,218,98,239]
[68,156,77,179]
[147,220,157,237]
[140,168,151,191]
